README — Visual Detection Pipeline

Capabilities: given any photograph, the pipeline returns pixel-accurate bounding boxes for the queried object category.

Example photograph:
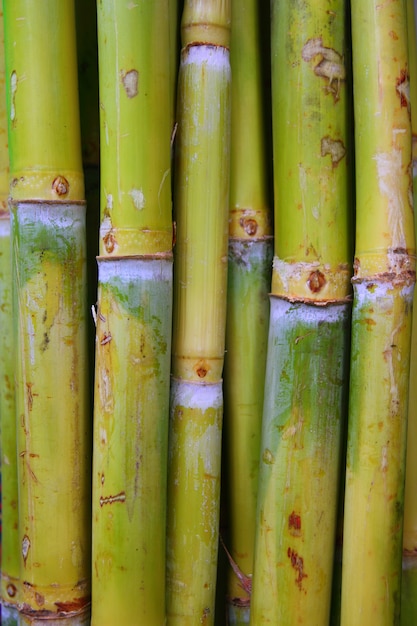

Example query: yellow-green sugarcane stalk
[0,8,20,624]
[222,0,272,623]
[340,1,415,624]
[3,1,91,623]
[91,3,173,624]
[166,2,231,624]
[250,1,352,624]
[402,1,417,622]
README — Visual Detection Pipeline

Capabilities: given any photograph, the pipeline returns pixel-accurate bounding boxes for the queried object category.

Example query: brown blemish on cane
[321,136,346,167]
[100,332,112,346]
[302,37,345,101]
[287,547,308,590]
[202,607,211,623]
[307,270,326,293]
[55,596,91,613]
[26,383,34,411]
[389,30,399,40]
[103,230,117,254]
[288,511,302,536]
[121,69,139,98]
[195,359,210,378]
[35,592,45,607]
[239,217,258,236]
[52,176,69,196]
[22,535,31,566]
[7,583,17,598]
[99,491,126,507]
[396,68,410,113]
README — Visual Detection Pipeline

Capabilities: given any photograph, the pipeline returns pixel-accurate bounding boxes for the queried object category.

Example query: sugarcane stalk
[0,8,19,624]
[2,1,91,623]
[166,2,231,624]
[250,1,352,623]
[91,2,173,624]
[222,1,272,623]
[399,0,417,623]
[340,1,415,624]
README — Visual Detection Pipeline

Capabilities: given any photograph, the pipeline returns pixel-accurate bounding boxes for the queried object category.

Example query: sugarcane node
[121,68,139,98]
[396,67,410,114]
[6,583,17,597]
[321,135,346,168]
[239,216,258,236]
[307,269,326,293]
[52,175,69,196]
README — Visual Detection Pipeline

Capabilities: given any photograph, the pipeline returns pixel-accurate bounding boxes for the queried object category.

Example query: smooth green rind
[0,218,19,619]
[91,259,172,626]
[401,556,417,625]
[96,1,172,257]
[341,281,413,625]
[3,0,84,201]
[166,379,223,626]
[12,203,91,618]
[171,44,231,383]
[250,298,350,625]
[223,238,272,616]
[270,0,352,299]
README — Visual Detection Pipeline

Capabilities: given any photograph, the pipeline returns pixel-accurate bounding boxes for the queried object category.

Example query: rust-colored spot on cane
[100,332,112,346]
[26,382,34,411]
[52,176,69,196]
[288,511,302,536]
[321,136,346,167]
[100,491,126,507]
[307,270,326,293]
[103,230,117,254]
[35,592,45,607]
[287,547,308,590]
[201,607,210,623]
[240,217,258,236]
[55,596,91,612]
[7,583,17,598]
[396,68,410,113]
[195,359,210,379]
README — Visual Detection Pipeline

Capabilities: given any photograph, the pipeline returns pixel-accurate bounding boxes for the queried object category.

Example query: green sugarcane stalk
[0,8,19,624]
[402,2,417,623]
[222,1,272,623]
[250,1,352,623]
[166,2,231,624]
[340,1,415,624]
[91,3,173,624]
[3,1,91,623]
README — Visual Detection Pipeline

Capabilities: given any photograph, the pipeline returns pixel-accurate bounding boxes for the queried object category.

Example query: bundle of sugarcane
[402,1,417,622]
[341,0,415,623]
[166,1,231,624]
[91,2,174,624]
[3,1,91,623]
[250,1,353,623]
[0,8,19,624]
[222,0,272,623]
